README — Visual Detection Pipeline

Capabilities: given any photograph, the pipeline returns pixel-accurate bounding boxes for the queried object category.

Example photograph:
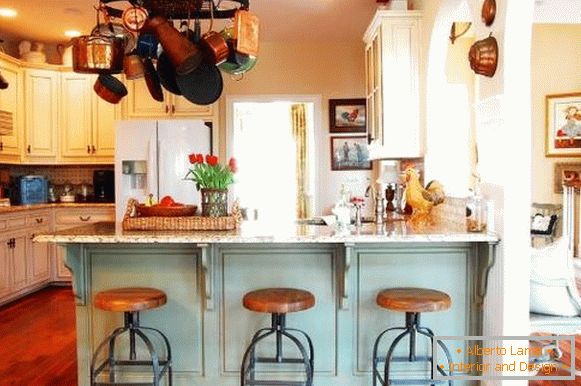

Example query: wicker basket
[122,198,241,231]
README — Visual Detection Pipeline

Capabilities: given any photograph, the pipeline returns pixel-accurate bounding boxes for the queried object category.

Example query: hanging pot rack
[101,0,249,21]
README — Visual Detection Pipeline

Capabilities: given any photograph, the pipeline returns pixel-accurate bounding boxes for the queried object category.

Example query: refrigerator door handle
[147,135,158,200]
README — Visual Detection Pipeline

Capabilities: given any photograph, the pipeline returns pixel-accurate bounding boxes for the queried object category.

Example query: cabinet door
[24,69,59,160]
[55,245,71,280]
[28,226,51,285]
[171,96,213,117]
[0,58,22,160]
[11,234,27,291]
[124,77,168,118]
[93,88,119,160]
[60,73,93,158]
[0,237,11,299]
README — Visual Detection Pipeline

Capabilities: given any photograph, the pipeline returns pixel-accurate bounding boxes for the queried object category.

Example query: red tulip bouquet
[185,153,237,217]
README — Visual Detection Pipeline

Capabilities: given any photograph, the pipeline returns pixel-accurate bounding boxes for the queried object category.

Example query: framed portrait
[329,99,366,133]
[553,162,581,193]
[545,92,581,157]
[330,136,371,171]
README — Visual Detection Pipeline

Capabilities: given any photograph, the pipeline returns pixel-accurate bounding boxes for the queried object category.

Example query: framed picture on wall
[330,136,371,171]
[553,162,581,193]
[545,92,581,157]
[329,99,366,133]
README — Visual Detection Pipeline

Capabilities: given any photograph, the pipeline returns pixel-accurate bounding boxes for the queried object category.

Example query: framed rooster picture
[329,99,366,133]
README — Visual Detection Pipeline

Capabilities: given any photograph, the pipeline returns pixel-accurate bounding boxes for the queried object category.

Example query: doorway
[227,96,320,223]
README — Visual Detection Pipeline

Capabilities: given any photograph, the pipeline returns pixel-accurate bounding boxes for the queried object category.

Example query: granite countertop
[0,202,115,214]
[34,220,500,244]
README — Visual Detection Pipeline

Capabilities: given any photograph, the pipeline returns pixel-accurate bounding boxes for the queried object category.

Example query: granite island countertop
[34,220,500,244]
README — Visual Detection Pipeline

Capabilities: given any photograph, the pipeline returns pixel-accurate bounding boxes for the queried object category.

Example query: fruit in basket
[159,195,175,207]
[145,193,157,207]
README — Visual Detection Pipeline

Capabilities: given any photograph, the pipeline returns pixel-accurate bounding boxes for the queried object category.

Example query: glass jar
[466,188,487,232]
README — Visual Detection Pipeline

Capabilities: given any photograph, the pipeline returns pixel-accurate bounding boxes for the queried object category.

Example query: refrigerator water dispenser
[122,160,148,190]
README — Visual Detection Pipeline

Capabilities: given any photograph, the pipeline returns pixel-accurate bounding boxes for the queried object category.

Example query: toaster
[20,176,48,205]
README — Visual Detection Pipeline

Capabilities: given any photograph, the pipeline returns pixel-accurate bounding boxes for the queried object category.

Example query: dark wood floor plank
[0,287,77,386]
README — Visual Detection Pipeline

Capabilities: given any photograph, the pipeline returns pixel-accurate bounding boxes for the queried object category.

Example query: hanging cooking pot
[176,60,223,105]
[92,22,136,54]
[143,58,164,102]
[122,5,148,33]
[233,9,260,57]
[72,34,125,74]
[217,38,257,77]
[468,34,498,77]
[93,74,128,104]
[123,53,145,80]
[156,52,182,95]
[481,0,496,27]
[200,3,229,65]
[143,16,203,76]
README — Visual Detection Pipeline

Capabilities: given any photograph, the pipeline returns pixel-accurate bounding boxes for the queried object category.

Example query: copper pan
[143,16,203,75]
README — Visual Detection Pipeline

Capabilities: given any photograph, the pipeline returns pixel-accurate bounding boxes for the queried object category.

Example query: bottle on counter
[332,185,352,228]
[466,186,487,232]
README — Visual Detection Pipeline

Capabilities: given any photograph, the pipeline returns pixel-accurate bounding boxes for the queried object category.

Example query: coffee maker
[93,170,115,203]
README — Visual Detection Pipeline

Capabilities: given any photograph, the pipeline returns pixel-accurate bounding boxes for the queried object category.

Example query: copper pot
[143,16,203,75]
[72,34,125,74]
[94,74,128,104]
[201,31,229,65]
[123,54,145,80]
[468,35,498,77]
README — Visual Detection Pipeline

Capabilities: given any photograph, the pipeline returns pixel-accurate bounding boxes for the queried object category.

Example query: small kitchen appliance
[93,170,115,203]
[19,175,48,205]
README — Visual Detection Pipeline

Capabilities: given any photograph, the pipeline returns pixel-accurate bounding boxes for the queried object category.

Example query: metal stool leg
[384,329,412,386]
[240,329,276,385]
[141,326,174,386]
[372,327,406,386]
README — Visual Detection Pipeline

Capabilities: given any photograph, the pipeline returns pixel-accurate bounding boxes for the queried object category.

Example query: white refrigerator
[115,120,212,222]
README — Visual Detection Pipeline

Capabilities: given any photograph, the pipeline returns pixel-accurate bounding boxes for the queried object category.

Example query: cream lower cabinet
[124,77,214,119]
[364,10,423,158]
[53,207,115,281]
[0,57,23,163]
[59,73,118,164]
[0,209,52,305]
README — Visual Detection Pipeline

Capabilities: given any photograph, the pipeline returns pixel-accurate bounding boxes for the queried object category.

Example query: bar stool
[240,288,315,386]
[90,287,172,386]
[372,287,454,386]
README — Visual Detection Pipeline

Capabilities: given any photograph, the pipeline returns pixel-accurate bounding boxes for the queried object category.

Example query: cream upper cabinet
[124,77,214,119]
[0,58,22,163]
[364,11,422,159]
[59,73,118,163]
[24,69,59,162]
[60,73,93,158]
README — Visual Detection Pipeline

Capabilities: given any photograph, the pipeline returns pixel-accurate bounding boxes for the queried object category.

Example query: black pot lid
[156,52,182,95]
[176,61,223,106]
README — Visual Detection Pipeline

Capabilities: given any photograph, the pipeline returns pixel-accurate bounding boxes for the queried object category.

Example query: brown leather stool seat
[372,287,454,386]
[241,288,315,386]
[376,287,451,313]
[90,287,172,386]
[243,288,315,314]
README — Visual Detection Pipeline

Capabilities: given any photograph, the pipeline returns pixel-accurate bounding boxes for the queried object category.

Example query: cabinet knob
[0,142,3,151]
[87,145,91,154]
[91,145,96,154]
[27,145,31,154]
[165,105,169,114]
[30,234,35,240]
[79,215,91,222]
[36,218,43,224]
[171,105,176,114]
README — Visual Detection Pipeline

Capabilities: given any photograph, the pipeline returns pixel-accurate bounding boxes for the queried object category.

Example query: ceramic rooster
[404,168,445,216]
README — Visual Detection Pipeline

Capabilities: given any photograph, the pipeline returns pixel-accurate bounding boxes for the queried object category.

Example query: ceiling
[0,0,377,44]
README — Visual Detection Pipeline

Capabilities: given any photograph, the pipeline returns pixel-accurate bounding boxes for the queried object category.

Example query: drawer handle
[27,145,31,154]
[35,218,43,224]
[92,145,96,154]
[30,233,35,240]
[79,216,91,222]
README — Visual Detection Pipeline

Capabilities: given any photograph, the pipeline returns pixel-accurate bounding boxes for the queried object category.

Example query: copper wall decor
[468,34,498,77]
[481,0,496,26]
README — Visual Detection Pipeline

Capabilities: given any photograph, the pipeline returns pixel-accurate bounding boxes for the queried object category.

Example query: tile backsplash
[1,164,114,201]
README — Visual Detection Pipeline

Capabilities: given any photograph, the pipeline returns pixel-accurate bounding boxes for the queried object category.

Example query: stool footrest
[255,357,308,364]
[376,355,433,363]
[244,381,307,386]
[389,379,448,385]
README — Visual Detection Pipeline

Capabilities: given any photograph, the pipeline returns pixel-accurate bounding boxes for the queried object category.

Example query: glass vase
[201,188,228,217]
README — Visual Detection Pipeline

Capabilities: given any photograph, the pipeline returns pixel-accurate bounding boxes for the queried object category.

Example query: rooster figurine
[403,168,445,216]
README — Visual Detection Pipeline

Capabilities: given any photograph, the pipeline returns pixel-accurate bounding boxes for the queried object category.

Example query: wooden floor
[0,286,77,386]
[0,280,579,386]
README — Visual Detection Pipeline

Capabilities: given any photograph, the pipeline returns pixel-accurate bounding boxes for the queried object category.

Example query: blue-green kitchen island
[36,221,498,386]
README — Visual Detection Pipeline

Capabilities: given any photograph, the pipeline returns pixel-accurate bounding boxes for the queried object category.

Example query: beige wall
[531,24,581,204]
[219,41,368,215]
